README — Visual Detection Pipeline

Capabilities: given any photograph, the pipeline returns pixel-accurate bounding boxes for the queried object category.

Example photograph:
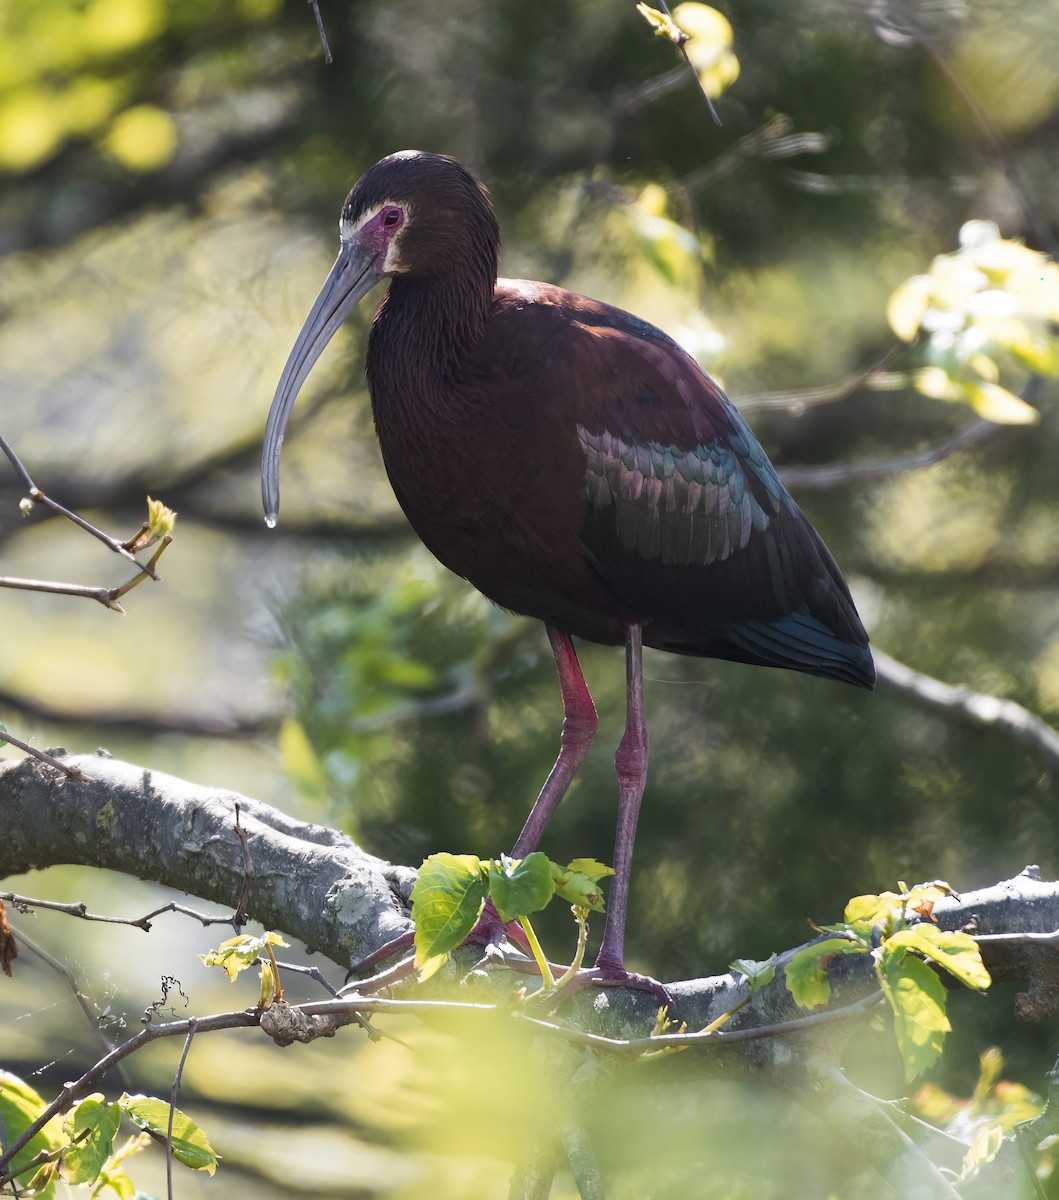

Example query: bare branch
[734,354,897,416]
[0,732,90,780]
[873,649,1059,774]
[1,892,238,932]
[0,433,152,574]
[166,1024,197,1200]
[307,0,333,64]
[780,419,1004,490]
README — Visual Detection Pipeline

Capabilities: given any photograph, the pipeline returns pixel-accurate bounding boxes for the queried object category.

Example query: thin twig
[0,576,130,611]
[734,357,896,416]
[307,0,332,64]
[0,535,172,613]
[166,1024,196,1200]
[636,0,722,124]
[780,420,1004,490]
[0,433,152,574]
[510,990,887,1056]
[0,892,242,931]
[0,734,90,781]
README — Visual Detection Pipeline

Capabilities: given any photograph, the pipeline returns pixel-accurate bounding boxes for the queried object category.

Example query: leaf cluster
[888,220,1059,423]
[410,851,614,988]
[786,882,991,1081]
[0,1073,216,1199]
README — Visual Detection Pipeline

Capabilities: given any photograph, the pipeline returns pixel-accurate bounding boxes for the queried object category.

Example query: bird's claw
[543,963,676,1017]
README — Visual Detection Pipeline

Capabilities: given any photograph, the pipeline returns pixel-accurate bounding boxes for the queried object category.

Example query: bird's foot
[542,959,675,1017]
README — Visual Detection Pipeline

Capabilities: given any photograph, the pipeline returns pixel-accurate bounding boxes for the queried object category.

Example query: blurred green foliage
[2,0,1059,1195]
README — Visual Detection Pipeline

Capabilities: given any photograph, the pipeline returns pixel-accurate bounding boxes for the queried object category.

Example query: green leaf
[844,891,904,929]
[635,2,684,42]
[563,858,615,883]
[960,1122,1005,1181]
[488,852,556,924]
[1005,332,1059,375]
[0,1070,63,1188]
[885,926,991,991]
[550,858,614,912]
[962,379,1039,425]
[410,852,488,968]
[119,1095,217,1174]
[60,1095,120,1184]
[878,952,951,1082]
[785,938,866,1009]
[145,496,177,540]
[731,954,777,995]
[199,931,288,983]
[887,274,933,341]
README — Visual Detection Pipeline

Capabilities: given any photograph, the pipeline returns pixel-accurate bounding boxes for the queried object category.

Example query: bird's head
[261,151,499,525]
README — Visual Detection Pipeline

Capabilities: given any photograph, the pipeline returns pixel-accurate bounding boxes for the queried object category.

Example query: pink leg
[594,623,648,977]
[350,628,596,979]
[511,625,599,857]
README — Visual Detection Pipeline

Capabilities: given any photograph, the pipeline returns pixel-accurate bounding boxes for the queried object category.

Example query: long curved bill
[262,242,383,526]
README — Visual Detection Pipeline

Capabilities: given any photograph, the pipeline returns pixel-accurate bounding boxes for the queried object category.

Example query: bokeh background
[2,0,1059,1195]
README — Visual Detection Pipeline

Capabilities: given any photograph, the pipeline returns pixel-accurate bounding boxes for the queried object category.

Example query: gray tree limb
[3,750,1059,1033]
[0,749,416,970]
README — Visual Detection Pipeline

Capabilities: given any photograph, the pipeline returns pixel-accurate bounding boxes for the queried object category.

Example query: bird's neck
[367,270,493,415]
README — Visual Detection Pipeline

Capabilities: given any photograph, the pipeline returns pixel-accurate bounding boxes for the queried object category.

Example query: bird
[262,150,875,991]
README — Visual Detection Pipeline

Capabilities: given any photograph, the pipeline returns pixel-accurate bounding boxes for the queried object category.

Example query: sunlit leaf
[60,1095,121,1185]
[731,954,777,994]
[636,3,684,43]
[551,858,613,912]
[199,931,288,983]
[889,220,1059,412]
[960,1121,1005,1181]
[962,380,1039,424]
[674,3,740,97]
[785,938,866,1010]
[630,188,701,287]
[0,1071,64,1188]
[879,952,951,1081]
[119,1095,217,1174]
[563,858,615,883]
[145,496,177,540]
[843,891,903,931]
[410,852,488,968]
[887,274,933,341]
[488,852,556,924]
[884,926,991,991]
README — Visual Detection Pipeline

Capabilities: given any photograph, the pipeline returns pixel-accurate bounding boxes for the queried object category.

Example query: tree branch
[3,750,1059,1038]
[0,750,416,971]
[873,650,1059,775]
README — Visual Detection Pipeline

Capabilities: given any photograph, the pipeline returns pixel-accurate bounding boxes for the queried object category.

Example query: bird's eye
[382,207,403,228]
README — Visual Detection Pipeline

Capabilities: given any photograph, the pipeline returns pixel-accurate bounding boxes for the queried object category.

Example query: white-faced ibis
[262,151,875,990]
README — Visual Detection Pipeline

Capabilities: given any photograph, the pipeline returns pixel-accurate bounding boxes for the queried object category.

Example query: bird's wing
[551,293,873,683]
[562,297,791,574]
